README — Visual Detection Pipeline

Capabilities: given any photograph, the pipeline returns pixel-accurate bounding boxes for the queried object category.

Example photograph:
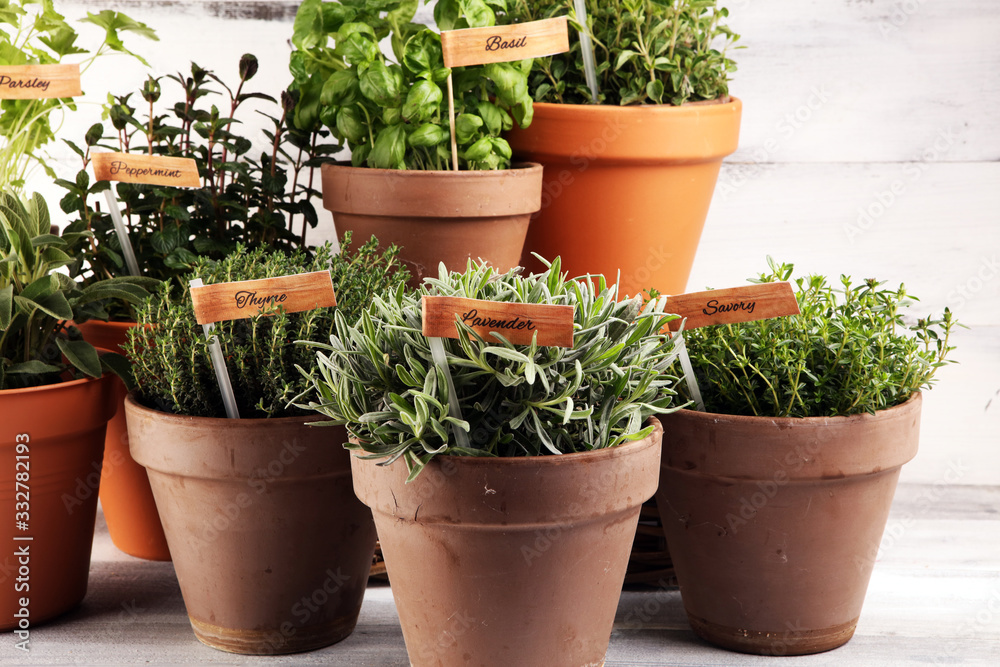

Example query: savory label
[665,283,800,331]
[190,271,337,325]
[92,152,200,187]
[422,295,574,348]
[440,16,570,68]
[0,64,81,99]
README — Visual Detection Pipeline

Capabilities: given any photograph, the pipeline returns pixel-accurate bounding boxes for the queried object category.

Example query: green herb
[126,233,408,418]
[505,0,738,106]
[1,189,156,390]
[288,0,535,170]
[0,0,156,189]
[299,258,682,480]
[57,55,335,306]
[677,258,959,417]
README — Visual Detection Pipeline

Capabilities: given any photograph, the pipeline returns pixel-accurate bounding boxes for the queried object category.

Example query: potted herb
[503,0,742,297]
[1,190,155,629]
[298,259,682,665]
[288,0,544,286]
[122,237,407,654]
[655,259,957,655]
[56,55,333,561]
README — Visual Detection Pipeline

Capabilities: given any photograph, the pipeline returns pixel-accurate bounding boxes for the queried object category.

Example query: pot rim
[353,417,663,468]
[320,160,543,179]
[123,390,335,427]
[0,370,111,397]
[529,96,741,117]
[670,391,922,425]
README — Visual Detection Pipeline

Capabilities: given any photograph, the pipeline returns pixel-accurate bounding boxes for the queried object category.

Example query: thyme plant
[677,258,959,418]
[300,259,683,480]
[505,0,739,105]
[126,233,408,418]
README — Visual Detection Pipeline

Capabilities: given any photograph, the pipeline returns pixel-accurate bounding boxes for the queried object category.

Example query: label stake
[190,278,241,419]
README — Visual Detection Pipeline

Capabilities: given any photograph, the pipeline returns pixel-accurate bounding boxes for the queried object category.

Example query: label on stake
[422,296,574,348]
[665,282,800,331]
[190,271,337,325]
[92,152,200,187]
[441,16,570,68]
[0,64,81,99]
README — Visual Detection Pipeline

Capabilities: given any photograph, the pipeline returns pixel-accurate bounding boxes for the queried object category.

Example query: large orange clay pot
[506,99,742,297]
[352,420,662,667]
[1,374,115,630]
[76,319,170,561]
[320,162,543,286]
[655,394,922,655]
[125,394,377,655]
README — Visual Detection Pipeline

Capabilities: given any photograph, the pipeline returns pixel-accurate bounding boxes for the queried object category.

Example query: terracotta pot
[353,419,663,667]
[76,319,170,561]
[506,99,742,297]
[1,374,115,630]
[655,394,922,655]
[124,394,377,654]
[320,161,543,286]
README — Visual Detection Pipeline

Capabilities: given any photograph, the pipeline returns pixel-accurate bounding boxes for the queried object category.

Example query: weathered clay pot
[655,394,922,655]
[353,419,663,667]
[1,374,115,630]
[320,162,543,286]
[76,319,170,561]
[125,394,377,655]
[506,99,741,297]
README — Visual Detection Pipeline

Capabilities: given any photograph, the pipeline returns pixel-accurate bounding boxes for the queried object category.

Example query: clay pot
[76,319,170,561]
[506,99,741,297]
[353,419,663,667]
[1,374,115,630]
[655,394,922,655]
[124,394,377,655]
[320,162,543,286]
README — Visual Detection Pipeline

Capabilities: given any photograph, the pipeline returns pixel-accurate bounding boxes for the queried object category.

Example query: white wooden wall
[37,0,998,484]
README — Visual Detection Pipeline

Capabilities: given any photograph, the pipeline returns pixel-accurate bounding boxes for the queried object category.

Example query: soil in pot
[1,374,116,629]
[655,394,922,655]
[352,419,663,667]
[506,99,741,297]
[320,162,543,287]
[124,394,377,655]
[76,319,170,561]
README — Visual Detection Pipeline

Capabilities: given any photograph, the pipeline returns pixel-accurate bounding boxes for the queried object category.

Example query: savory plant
[0,189,156,390]
[300,258,683,479]
[0,0,156,189]
[288,0,535,170]
[58,56,336,299]
[676,258,958,417]
[126,233,408,418]
[505,0,739,105]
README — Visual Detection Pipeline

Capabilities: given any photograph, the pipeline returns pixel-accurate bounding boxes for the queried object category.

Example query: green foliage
[126,234,409,418]
[288,0,534,170]
[0,0,156,189]
[505,0,738,105]
[678,258,959,418]
[299,258,683,480]
[0,189,156,390]
[57,56,336,311]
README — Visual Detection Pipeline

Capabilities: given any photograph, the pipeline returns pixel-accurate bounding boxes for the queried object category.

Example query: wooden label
[0,64,81,99]
[92,152,200,187]
[441,16,570,68]
[190,271,337,325]
[422,296,575,348]
[665,282,800,331]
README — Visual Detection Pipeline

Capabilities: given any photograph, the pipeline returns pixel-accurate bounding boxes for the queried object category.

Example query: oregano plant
[505,0,739,105]
[676,258,959,417]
